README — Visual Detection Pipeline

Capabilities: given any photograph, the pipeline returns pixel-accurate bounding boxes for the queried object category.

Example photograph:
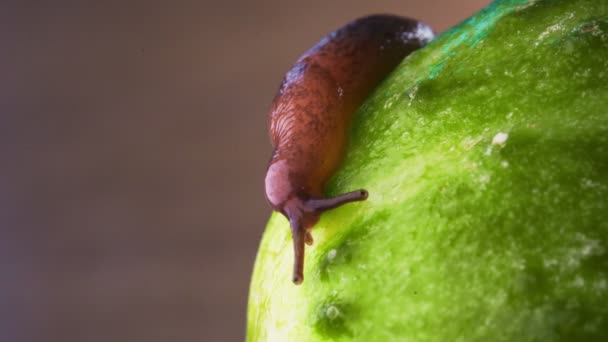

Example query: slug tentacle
[305,231,314,246]
[289,215,306,285]
[306,189,368,212]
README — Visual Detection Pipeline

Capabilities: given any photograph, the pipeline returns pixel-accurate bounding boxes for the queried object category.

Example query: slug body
[264,15,434,284]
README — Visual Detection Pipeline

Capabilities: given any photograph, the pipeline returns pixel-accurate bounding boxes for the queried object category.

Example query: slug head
[277,190,368,285]
[265,158,368,284]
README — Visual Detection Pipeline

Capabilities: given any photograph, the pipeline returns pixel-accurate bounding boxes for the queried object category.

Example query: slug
[264,14,434,284]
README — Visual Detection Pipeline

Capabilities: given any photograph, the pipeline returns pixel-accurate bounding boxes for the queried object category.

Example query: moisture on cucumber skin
[264,15,434,284]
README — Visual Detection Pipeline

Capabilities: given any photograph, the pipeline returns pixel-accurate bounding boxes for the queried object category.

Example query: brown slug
[264,15,434,284]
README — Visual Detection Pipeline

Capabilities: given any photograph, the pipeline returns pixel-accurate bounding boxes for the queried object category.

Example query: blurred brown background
[0,1,490,341]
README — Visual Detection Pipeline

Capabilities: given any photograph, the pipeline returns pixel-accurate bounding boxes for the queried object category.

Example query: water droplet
[485,146,493,156]
[581,178,599,188]
[407,85,419,106]
[595,278,607,291]
[543,258,558,268]
[327,249,337,261]
[326,305,340,320]
[573,276,585,288]
[492,132,509,146]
